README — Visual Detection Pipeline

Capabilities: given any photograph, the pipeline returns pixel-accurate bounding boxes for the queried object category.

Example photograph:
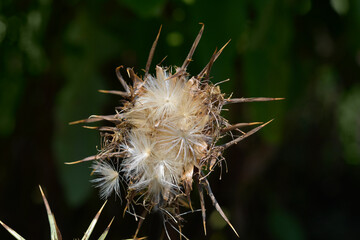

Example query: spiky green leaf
[0,220,26,240]
[81,201,107,240]
[97,217,114,240]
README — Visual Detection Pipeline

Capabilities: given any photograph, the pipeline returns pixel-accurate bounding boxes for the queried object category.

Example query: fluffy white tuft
[91,161,121,200]
[121,130,154,180]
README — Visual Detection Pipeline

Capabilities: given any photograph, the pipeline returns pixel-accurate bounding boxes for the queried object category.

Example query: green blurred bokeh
[1,0,359,239]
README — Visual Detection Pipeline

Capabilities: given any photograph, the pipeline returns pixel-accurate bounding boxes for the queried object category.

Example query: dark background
[1,0,359,239]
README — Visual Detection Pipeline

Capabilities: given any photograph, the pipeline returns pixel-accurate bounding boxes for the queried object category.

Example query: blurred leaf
[119,0,166,18]
[54,72,105,206]
[54,12,110,207]
[330,0,349,15]
[166,31,184,47]
[243,0,292,143]
[0,18,6,43]
[0,77,24,136]
[296,0,312,15]
[19,10,48,75]
[268,204,305,240]
[338,85,360,165]
[209,232,226,240]
[0,47,24,137]
[183,0,195,5]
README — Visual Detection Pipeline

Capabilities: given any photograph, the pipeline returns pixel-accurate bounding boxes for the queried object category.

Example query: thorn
[197,183,207,235]
[39,185,52,217]
[82,201,107,240]
[82,126,99,130]
[221,122,263,133]
[203,179,239,238]
[115,66,130,93]
[214,78,230,86]
[225,97,285,104]
[82,126,118,132]
[107,216,115,229]
[39,186,62,240]
[64,155,97,165]
[145,25,162,77]
[0,220,26,240]
[181,23,204,71]
[69,114,120,125]
[65,152,124,165]
[69,119,86,125]
[221,119,274,150]
[197,39,231,79]
[157,55,168,66]
[133,210,148,239]
[98,217,115,240]
[98,90,130,97]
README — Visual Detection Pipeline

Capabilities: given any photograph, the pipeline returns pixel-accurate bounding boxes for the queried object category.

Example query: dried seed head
[70,25,282,238]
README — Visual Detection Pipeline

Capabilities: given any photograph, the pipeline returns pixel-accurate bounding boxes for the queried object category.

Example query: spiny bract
[69,24,281,239]
[0,186,113,240]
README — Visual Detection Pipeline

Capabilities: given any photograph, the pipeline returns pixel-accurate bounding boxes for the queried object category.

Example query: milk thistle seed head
[68,24,282,238]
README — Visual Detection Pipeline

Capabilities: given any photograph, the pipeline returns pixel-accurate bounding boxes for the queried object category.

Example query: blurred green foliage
[1,0,360,239]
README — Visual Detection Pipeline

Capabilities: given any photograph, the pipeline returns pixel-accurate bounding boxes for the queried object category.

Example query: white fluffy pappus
[121,130,154,180]
[91,160,121,200]
[128,67,187,124]
[156,118,210,163]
